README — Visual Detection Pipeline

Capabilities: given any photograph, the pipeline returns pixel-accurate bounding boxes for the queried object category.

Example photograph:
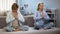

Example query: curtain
[0,0,16,11]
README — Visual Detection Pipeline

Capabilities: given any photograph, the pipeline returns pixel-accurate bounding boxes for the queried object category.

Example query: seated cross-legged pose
[5,3,29,32]
[34,3,54,30]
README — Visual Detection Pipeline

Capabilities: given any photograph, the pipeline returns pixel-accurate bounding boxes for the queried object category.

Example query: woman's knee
[4,27,13,32]
[49,22,54,26]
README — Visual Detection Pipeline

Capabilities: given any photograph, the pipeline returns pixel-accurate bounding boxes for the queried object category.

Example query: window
[0,0,16,11]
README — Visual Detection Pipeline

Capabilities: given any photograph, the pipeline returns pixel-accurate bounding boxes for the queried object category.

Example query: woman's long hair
[37,3,43,11]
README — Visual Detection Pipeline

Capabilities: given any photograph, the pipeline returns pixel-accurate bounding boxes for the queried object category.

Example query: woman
[5,3,29,32]
[34,3,54,30]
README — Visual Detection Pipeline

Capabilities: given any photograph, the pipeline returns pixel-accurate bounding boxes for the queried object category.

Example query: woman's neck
[39,9,43,13]
[39,9,43,11]
[12,11,18,19]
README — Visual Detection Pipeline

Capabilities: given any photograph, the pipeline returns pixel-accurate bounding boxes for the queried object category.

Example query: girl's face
[39,3,44,10]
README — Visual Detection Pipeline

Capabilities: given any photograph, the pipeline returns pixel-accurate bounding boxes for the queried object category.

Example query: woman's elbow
[22,19,25,22]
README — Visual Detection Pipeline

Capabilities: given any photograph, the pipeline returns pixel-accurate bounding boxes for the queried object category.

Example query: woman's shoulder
[43,9,46,13]
[6,11,12,16]
[34,11,39,14]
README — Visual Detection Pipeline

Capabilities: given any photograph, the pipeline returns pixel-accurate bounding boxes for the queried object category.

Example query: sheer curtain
[0,0,16,11]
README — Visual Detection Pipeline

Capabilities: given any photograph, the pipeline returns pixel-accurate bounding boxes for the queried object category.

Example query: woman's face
[39,3,44,10]
[12,9,17,13]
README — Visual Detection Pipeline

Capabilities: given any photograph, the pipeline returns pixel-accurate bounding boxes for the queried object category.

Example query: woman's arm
[44,11,51,20]
[6,11,14,24]
[18,12,25,23]
[34,11,42,21]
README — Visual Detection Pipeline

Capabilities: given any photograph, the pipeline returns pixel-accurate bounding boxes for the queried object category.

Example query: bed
[0,27,60,34]
[0,13,60,34]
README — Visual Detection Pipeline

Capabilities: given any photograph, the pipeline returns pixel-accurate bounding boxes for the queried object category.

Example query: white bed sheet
[0,27,60,34]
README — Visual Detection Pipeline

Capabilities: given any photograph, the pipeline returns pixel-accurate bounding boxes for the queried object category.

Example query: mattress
[0,27,60,34]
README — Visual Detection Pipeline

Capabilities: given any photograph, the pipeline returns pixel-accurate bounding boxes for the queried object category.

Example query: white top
[6,9,25,24]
